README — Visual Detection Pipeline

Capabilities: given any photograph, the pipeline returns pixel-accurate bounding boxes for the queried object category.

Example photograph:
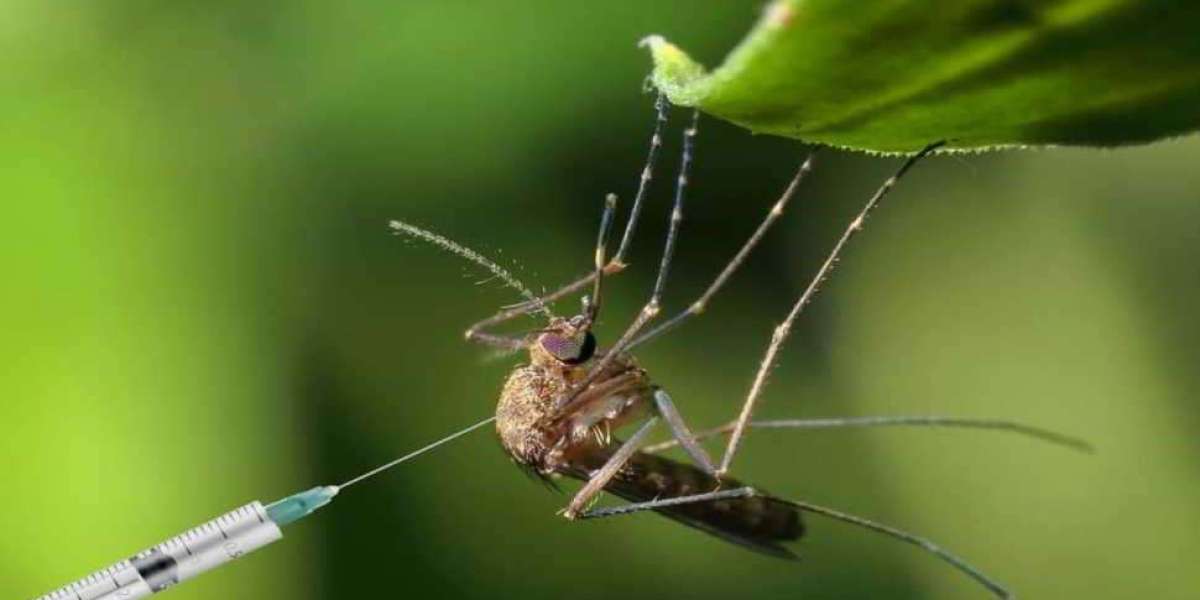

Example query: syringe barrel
[36,502,282,600]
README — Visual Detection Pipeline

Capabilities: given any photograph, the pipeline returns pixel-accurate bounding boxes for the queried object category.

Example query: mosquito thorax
[499,317,594,470]
[498,315,639,471]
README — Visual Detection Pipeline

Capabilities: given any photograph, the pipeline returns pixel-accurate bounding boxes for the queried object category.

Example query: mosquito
[390,93,1090,598]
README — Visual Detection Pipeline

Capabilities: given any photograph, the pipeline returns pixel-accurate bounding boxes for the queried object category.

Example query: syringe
[35,486,338,600]
[32,416,495,600]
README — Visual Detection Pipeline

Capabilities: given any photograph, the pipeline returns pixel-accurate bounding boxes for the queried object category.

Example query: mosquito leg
[641,415,1093,454]
[562,416,659,519]
[629,151,818,350]
[776,496,1012,599]
[646,108,699,307]
[557,110,701,411]
[749,416,1093,452]
[612,91,670,268]
[584,193,620,325]
[652,389,717,476]
[579,486,1011,599]
[718,142,946,476]
[463,93,669,339]
[553,369,644,424]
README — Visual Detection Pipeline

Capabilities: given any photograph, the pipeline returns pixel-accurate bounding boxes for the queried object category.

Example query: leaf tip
[640,34,707,106]
[636,34,665,50]
[762,0,797,30]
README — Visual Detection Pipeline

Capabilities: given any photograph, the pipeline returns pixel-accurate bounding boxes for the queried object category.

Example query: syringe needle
[35,417,495,600]
[337,415,496,490]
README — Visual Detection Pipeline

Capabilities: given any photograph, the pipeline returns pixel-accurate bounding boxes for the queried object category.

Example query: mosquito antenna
[390,220,553,319]
[338,415,496,490]
[456,93,669,335]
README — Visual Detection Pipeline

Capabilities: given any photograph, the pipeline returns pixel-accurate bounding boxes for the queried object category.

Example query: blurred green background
[4,3,1199,599]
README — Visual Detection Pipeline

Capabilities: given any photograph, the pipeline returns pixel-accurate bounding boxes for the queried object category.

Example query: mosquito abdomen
[582,447,804,559]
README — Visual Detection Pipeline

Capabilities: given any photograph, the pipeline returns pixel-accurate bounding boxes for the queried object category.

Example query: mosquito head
[531,315,597,367]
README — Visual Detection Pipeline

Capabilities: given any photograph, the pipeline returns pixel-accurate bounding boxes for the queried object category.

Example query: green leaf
[644,0,1200,153]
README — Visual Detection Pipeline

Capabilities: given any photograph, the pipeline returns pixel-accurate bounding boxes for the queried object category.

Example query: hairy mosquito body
[496,323,649,470]
[496,316,803,557]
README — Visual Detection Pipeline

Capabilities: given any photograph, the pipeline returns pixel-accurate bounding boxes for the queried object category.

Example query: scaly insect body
[496,315,803,557]
[496,318,647,471]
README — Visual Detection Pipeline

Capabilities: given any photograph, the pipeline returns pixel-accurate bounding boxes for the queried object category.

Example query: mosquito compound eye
[541,332,597,365]
[575,332,597,363]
